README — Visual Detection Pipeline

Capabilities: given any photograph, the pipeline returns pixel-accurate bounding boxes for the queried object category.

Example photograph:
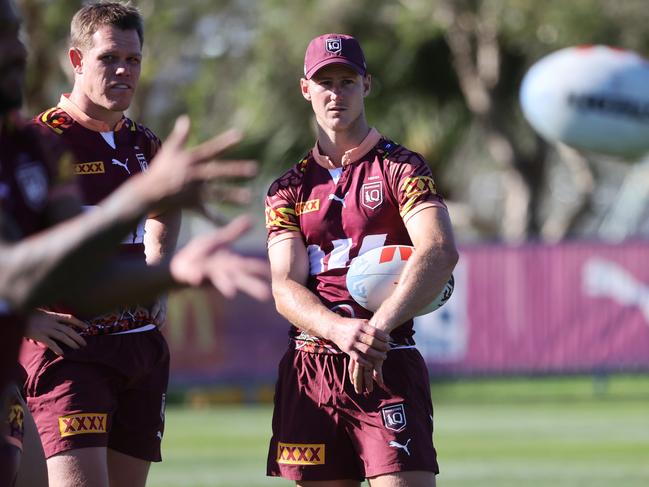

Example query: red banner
[163,241,649,383]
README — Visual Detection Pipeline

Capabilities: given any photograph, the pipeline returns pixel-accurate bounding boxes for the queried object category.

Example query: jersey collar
[312,128,382,169]
[58,94,126,133]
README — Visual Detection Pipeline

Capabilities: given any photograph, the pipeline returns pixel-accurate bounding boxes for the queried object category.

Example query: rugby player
[264,34,458,486]
[0,0,269,484]
[18,3,256,486]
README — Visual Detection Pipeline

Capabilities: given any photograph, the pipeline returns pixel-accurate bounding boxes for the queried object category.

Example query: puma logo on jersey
[328,193,347,207]
[111,158,130,174]
[388,439,411,456]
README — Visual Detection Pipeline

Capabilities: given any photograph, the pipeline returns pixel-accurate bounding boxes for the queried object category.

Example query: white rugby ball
[520,45,649,158]
[346,245,454,315]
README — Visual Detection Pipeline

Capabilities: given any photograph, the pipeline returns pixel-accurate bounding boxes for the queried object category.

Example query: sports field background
[148,374,649,487]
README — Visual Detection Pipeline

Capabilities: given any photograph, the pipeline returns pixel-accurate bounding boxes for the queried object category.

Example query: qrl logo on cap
[325,38,342,54]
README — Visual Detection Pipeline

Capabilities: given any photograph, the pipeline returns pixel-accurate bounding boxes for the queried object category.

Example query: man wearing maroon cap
[265,33,458,486]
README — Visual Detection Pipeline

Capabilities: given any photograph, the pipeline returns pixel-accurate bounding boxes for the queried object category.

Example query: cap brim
[305,58,365,79]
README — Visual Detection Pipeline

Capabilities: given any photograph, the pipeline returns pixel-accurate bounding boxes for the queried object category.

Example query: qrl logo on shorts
[381,403,407,432]
[58,413,107,437]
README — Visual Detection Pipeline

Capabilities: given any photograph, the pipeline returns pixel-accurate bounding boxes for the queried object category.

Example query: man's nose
[115,63,130,76]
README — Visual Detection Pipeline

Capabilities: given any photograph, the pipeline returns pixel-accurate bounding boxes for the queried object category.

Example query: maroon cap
[303,33,367,79]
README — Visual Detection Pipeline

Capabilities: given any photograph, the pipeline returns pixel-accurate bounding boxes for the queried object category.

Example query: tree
[19,0,649,243]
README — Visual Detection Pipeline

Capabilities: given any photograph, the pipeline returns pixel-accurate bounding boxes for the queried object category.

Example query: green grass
[148,375,649,487]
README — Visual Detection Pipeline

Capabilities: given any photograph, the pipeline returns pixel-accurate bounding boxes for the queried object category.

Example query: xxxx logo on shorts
[58,413,107,437]
[75,161,105,175]
[277,442,325,465]
[295,199,320,216]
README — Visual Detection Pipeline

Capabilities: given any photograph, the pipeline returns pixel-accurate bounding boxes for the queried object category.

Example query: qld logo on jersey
[15,162,48,210]
[361,181,383,210]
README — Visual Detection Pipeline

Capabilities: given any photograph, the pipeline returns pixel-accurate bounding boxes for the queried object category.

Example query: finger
[373,361,385,388]
[191,128,244,162]
[360,332,390,352]
[352,363,364,395]
[53,326,87,349]
[348,351,372,369]
[57,314,88,330]
[364,365,373,393]
[355,343,387,360]
[362,325,391,343]
[194,161,258,181]
[164,115,191,150]
[44,338,63,356]
[209,270,237,299]
[208,215,252,247]
[233,273,272,301]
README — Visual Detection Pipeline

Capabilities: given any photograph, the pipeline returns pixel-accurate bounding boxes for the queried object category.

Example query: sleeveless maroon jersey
[32,95,161,334]
[0,113,71,389]
[265,129,447,353]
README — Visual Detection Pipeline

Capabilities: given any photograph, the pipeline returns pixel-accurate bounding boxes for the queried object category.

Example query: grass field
[148,375,649,487]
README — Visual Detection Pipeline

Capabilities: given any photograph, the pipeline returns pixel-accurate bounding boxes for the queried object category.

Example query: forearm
[0,175,156,311]
[272,278,343,341]
[371,243,458,333]
[58,258,178,315]
[144,210,182,265]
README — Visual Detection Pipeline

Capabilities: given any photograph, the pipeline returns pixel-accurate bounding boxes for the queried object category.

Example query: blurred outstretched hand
[170,216,271,301]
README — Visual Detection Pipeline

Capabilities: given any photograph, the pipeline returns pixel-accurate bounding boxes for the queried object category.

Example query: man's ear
[362,74,372,97]
[69,47,83,74]
[300,78,311,101]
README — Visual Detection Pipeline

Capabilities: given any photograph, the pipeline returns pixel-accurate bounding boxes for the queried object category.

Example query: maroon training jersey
[265,128,447,353]
[32,95,161,334]
[0,113,72,390]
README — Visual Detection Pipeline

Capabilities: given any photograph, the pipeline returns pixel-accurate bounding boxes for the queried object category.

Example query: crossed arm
[268,236,391,369]
[268,205,458,393]
[351,206,458,392]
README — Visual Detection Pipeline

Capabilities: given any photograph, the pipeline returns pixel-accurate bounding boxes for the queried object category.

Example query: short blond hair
[70,2,143,50]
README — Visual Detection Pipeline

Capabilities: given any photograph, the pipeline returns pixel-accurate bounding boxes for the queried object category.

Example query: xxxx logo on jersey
[75,161,105,175]
[58,413,107,437]
[401,176,437,198]
[295,199,319,216]
[265,207,299,231]
[277,442,325,465]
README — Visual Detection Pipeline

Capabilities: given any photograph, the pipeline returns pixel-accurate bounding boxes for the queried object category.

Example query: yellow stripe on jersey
[399,176,437,217]
[40,108,63,134]
[265,206,299,232]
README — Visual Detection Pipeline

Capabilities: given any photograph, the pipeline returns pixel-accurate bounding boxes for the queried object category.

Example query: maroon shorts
[20,328,169,461]
[267,347,439,481]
